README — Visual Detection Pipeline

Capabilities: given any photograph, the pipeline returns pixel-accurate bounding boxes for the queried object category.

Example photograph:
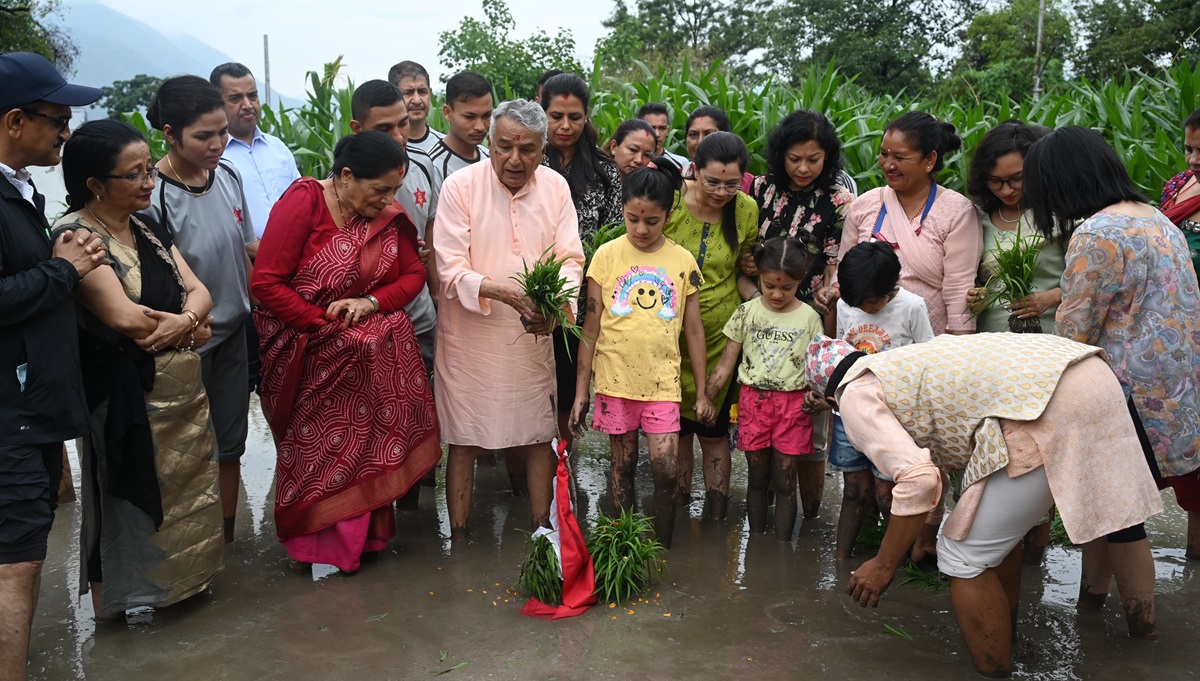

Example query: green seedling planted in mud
[587,508,666,605]
[883,623,915,640]
[899,559,950,592]
[510,246,584,356]
[515,532,563,605]
[583,221,628,270]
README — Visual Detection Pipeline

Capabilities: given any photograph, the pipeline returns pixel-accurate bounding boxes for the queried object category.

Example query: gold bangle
[364,294,380,313]
[182,309,199,330]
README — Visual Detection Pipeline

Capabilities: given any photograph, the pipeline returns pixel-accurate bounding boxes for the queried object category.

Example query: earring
[95,194,102,202]
[343,180,348,188]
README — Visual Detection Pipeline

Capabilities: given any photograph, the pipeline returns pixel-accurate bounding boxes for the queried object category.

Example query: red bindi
[561,93,569,100]
[514,134,522,140]
[720,168,726,174]
[639,209,644,214]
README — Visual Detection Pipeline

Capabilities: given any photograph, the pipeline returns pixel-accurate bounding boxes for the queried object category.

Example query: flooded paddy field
[28,397,1200,680]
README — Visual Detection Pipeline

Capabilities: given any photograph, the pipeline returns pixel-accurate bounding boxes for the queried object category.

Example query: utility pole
[1033,0,1046,97]
[263,35,272,108]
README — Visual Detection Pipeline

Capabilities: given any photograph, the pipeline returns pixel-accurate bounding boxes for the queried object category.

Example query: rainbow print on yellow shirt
[610,266,679,320]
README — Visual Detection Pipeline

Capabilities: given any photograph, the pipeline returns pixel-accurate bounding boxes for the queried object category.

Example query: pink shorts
[736,385,815,456]
[591,394,680,435]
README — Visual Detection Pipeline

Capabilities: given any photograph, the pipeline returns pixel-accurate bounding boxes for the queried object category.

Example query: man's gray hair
[489,99,547,147]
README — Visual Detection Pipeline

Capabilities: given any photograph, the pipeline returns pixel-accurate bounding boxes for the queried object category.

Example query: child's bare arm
[705,338,741,405]
[736,274,759,301]
[569,278,604,436]
[823,303,837,337]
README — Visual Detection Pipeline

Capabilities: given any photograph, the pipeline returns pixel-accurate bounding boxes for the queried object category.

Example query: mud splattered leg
[609,432,639,513]
[446,444,482,540]
[676,432,695,506]
[745,449,771,534]
[699,435,731,520]
[836,471,873,560]
[950,569,1015,678]
[520,442,557,529]
[1108,537,1157,640]
[797,459,825,519]
[1022,511,1053,566]
[1077,538,1113,611]
[995,546,1023,644]
[647,433,679,548]
[772,451,799,541]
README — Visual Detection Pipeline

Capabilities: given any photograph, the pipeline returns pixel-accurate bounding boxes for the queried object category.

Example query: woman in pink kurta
[433,101,585,538]
[819,112,982,335]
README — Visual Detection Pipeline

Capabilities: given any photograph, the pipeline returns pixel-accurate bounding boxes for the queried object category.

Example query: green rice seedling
[515,531,562,605]
[1048,511,1074,547]
[587,507,666,605]
[975,222,1046,333]
[899,559,950,592]
[883,622,915,640]
[583,221,627,270]
[510,246,584,349]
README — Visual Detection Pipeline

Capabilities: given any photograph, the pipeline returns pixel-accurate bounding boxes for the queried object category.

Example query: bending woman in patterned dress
[251,132,440,573]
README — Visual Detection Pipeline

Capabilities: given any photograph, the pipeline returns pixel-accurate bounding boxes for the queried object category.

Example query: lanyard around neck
[871,182,937,249]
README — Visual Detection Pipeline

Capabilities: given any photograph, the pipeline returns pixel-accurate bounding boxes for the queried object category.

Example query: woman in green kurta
[664,132,758,518]
[966,122,1065,334]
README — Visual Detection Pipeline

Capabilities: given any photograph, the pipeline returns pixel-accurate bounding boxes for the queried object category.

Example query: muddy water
[28,398,1200,680]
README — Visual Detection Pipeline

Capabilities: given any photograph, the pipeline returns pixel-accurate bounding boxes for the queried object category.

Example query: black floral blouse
[542,154,623,243]
[750,175,854,302]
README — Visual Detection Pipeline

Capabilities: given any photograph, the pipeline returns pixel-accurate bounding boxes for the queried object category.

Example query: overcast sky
[97,0,611,99]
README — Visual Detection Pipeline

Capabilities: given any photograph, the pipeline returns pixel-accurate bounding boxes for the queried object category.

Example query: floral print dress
[749,176,854,302]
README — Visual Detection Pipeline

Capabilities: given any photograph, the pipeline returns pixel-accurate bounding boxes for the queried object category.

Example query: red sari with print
[255,186,439,570]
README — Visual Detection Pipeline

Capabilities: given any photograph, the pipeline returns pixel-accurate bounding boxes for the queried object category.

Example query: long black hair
[62,120,147,212]
[764,110,843,194]
[692,131,749,252]
[539,73,617,205]
[967,120,1045,214]
[623,156,684,213]
[1023,126,1147,240]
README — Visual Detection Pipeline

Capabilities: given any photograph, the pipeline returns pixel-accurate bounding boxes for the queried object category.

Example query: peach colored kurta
[838,186,982,334]
[433,163,585,448]
[838,355,1162,544]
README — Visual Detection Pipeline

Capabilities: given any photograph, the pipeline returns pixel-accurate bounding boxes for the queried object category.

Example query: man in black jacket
[0,52,106,680]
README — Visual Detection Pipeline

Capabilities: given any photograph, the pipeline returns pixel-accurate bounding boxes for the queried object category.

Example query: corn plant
[582,221,627,270]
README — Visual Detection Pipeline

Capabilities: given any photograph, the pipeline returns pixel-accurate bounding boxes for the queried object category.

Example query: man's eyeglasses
[25,110,71,133]
[698,174,740,195]
[107,167,160,183]
[985,176,1023,191]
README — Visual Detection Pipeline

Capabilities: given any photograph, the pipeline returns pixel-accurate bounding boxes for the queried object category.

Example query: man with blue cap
[0,51,105,680]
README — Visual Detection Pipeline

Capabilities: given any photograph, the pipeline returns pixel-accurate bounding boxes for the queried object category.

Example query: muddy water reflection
[30,401,1199,680]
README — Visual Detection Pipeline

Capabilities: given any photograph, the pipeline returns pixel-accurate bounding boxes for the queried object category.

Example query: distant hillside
[58,2,301,120]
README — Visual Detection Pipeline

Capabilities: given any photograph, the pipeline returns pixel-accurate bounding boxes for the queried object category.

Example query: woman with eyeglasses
[964,121,1063,336]
[53,120,223,621]
[817,112,982,338]
[145,76,258,545]
[664,131,758,519]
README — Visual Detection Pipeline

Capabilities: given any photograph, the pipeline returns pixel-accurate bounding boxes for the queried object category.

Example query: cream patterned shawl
[839,333,1103,488]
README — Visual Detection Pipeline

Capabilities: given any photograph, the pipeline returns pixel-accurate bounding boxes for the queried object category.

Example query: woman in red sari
[251,131,440,573]
[1162,106,1200,278]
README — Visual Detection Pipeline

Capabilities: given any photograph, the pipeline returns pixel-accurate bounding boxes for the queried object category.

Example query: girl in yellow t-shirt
[569,160,715,548]
[706,237,824,540]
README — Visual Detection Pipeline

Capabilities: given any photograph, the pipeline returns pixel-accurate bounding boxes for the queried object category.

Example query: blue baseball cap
[0,52,102,111]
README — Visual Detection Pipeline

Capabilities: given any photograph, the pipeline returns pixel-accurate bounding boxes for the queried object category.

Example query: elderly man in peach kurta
[434,99,584,539]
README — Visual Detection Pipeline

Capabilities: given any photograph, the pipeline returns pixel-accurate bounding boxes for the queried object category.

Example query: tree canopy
[99,74,164,120]
[0,0,76,73]
[436,0,584,99]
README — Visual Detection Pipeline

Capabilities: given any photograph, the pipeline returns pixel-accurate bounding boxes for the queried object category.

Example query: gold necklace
[87,207,133,247]
[165,153,212,197]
